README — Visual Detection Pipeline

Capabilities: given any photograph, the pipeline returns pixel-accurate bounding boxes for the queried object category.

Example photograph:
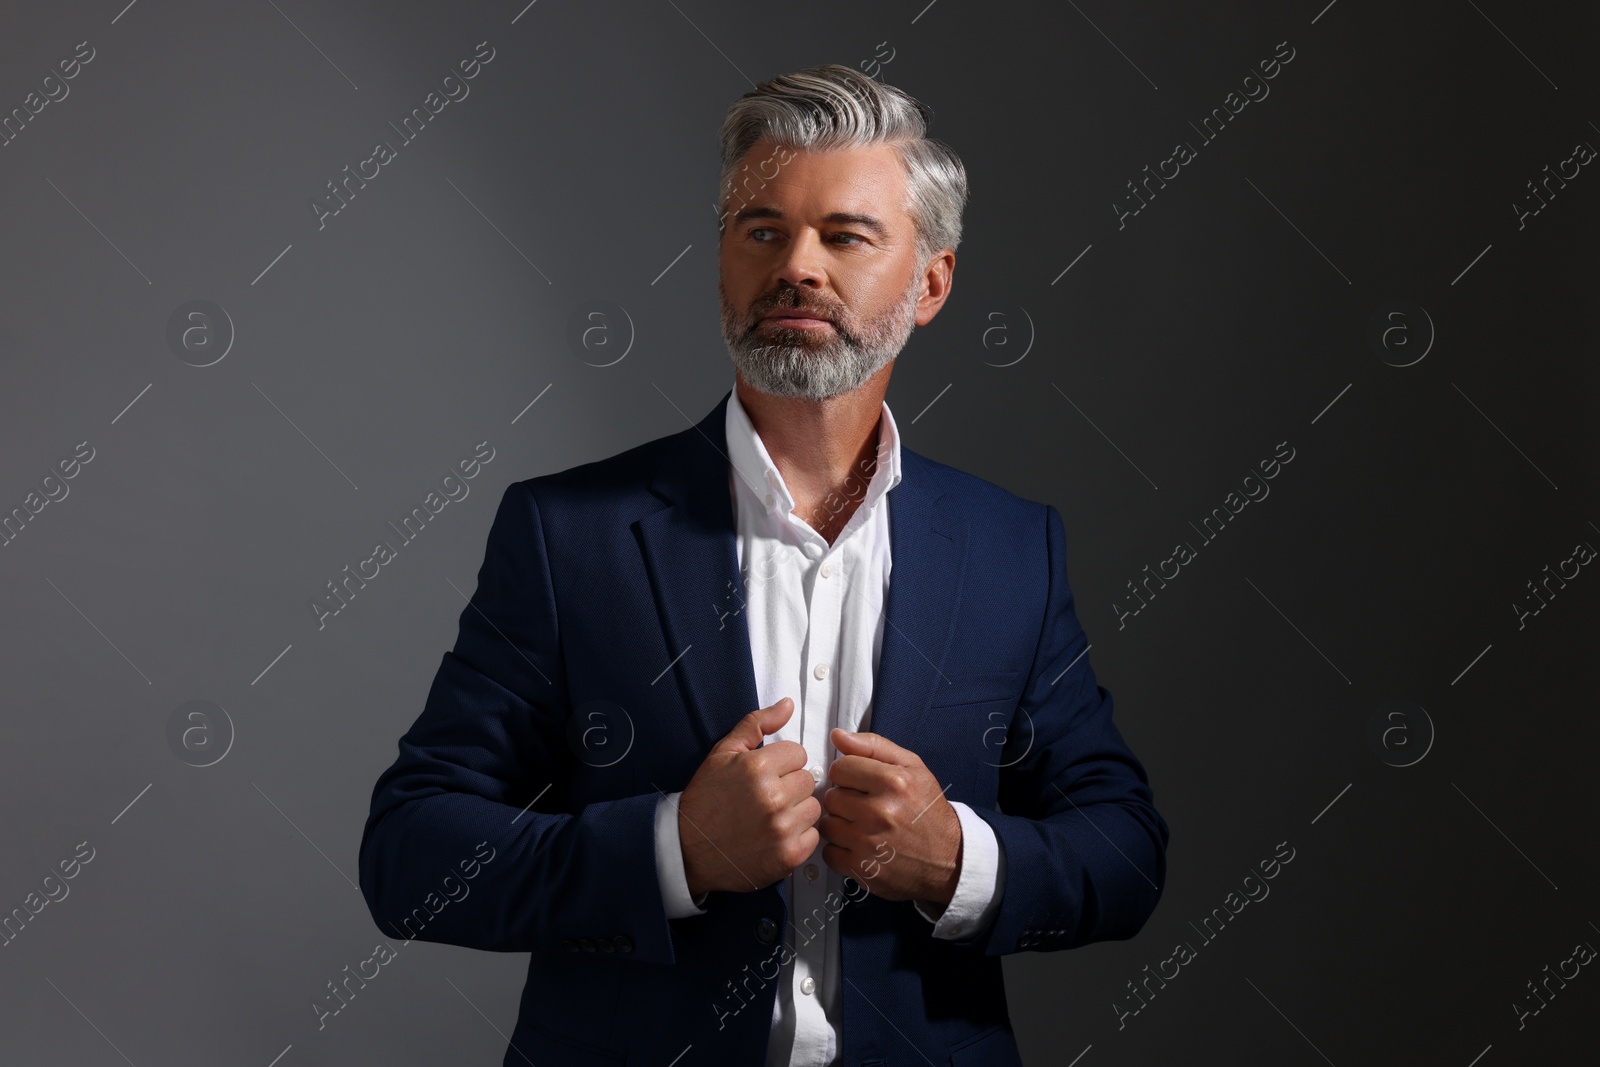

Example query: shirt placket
[789,525,840,1064]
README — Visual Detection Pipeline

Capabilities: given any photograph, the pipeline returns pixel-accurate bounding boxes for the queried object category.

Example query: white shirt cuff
[914,801,1005,941]
[655,791,709,918]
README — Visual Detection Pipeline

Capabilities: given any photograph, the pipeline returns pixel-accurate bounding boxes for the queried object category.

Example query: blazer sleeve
[357,480,686,965]
[964,502,1170,957]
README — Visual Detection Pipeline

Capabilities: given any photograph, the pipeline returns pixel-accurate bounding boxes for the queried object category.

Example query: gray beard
[720,274,922,401]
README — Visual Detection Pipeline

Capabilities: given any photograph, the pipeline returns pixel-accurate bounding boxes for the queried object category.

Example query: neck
[734,365,890,525]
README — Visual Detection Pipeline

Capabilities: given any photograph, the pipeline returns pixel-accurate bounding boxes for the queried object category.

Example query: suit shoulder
[507,423,690,507]
[904,447,1049,525]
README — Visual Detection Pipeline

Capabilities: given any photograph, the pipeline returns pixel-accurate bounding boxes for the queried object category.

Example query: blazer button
[613,935,634,953]
[580,938,596,952]
[755,917,777,944]
[560,939,578,952]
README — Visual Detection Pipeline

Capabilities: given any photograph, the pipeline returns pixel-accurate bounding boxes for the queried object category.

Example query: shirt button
[820,561,833,578]
[808,765,822,784]
[813,663,829,680]
[804,864,819,881]
[800,976,816,996]
[764,492,777,510]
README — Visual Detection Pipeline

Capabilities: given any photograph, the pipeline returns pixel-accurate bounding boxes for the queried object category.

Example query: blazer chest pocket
[926,669,1019,708]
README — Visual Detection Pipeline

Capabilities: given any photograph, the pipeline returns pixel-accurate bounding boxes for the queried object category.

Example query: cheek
[852,270,916,319]
[720,272,761,313]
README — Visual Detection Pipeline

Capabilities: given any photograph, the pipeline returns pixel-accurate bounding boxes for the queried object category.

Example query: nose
[770,228,829,293]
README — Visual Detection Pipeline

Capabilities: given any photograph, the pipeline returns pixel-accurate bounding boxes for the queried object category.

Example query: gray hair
[716,64,968,265]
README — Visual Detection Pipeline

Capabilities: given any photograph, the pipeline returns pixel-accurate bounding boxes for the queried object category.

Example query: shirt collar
[725,385,903,520]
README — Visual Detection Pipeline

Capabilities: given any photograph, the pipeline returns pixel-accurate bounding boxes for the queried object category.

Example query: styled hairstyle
[716,64,969,264]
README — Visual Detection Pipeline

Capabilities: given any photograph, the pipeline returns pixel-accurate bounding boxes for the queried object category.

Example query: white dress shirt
[652,386,1007,1067]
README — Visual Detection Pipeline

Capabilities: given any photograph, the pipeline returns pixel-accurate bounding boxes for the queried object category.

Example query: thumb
[830,728,917,766]
[714,697,794,754]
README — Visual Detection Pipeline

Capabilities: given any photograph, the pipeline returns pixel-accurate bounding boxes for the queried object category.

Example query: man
[359,64,1168,1067]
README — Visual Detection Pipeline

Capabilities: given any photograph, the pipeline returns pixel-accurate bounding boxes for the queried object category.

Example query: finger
[820,789,871,827]
[748,739,809,776]
[822,840,877,883]
[777,766,822,805]
[757,697,796,733]
[713,698,792,754]
[830,728,921,768]
[822,780,870,803]
[827,753,901,795]
[817,812,852,845]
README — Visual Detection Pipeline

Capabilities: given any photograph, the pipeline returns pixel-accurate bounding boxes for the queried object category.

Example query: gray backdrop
[1,0,1595,1063]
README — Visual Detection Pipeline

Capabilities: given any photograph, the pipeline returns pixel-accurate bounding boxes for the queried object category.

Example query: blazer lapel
[632,390,971,758]
[634,390,763,755]
[869,449,970,745]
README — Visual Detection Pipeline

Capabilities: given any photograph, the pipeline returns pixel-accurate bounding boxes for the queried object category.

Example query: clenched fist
[677,697,822,896]
[819,728,962,905]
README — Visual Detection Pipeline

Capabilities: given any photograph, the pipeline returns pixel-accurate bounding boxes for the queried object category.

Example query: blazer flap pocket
[927,670,1020,708]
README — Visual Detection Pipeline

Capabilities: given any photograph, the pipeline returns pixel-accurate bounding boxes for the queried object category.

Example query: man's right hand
[677,697,820,897]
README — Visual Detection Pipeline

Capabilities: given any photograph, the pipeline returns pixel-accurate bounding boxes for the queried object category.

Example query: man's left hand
[819,728,961,905]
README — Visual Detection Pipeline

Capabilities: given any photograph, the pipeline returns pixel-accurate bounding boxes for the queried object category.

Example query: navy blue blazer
[358,389,1168,1066]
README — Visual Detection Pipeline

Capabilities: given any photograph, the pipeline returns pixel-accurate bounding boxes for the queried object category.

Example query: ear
[913,250,955,326]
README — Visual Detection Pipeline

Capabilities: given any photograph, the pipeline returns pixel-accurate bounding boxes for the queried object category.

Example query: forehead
[731,137,910,222]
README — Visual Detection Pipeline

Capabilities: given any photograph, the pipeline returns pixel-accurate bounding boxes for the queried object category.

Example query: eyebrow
[731,206,890,242]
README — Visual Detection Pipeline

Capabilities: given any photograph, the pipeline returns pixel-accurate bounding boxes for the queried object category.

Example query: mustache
[751,293,842,322]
